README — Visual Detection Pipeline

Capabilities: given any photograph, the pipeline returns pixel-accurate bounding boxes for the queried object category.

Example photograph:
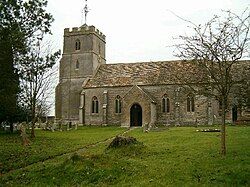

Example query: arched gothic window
[187,95,195,112]
[162,94,170,113]
[92,96,99,113]
[75,39,81,50]
[76,60,79,69]
[115,95,121,113]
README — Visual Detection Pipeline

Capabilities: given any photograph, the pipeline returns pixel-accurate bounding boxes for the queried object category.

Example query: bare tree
[174,10,250,155]
[19,38,60,138]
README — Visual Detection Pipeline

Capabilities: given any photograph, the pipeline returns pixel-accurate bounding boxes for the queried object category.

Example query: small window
[187,95,195,112]
[115,95,121,113]
[75,39,81,50]
[76,60,79,69]
[162,94,170,113]
[92,96,99,113]
[98,43,101,54]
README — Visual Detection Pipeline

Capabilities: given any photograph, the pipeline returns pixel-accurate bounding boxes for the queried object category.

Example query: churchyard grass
[0,125,249,186]
[0,126,125,174]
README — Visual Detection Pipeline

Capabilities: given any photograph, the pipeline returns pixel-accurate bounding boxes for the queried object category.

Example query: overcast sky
[45,0,249,115]
[46,0,249,63]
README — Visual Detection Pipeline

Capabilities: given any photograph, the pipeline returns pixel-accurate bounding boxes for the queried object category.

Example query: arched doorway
[130,103,142,127]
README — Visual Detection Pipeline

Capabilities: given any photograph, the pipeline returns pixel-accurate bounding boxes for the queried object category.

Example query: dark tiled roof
[83,61,201,88]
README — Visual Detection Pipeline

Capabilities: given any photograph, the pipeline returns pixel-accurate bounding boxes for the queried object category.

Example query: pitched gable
[123,85,156,103]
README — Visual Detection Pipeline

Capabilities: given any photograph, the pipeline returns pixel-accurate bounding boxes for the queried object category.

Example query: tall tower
[55,25,106,123]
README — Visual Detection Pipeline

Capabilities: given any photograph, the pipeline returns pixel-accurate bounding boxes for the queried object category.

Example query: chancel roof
[83,60,201,88]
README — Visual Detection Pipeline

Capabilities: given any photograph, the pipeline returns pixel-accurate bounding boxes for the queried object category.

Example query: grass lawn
[0,126,125,174]
[0,125,249,186]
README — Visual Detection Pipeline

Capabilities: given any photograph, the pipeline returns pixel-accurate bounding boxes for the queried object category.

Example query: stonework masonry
[55,24,250,127]
[55,24,106,123]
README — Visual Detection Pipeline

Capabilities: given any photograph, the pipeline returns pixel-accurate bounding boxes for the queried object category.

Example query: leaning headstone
[51,123,57,132]
[67,122,70,131]
[20,122,30,146]
[13,123,19,131]
[40,123,46,130]
[45,121,49,130]
[37,118,42,129]
[16,123,22,131]
[2,121,7,131]
[28,122,32,129]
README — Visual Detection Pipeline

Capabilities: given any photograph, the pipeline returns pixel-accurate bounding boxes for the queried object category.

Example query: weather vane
[82,0,89,25]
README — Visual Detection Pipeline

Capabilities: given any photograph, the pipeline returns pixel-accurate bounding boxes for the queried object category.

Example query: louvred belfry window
[75,39,81,50]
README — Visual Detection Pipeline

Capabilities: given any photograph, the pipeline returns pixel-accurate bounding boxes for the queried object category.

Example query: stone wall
[82,88,105,125]
[81,84,220,126]
[56,24,249,126]
[55,79,83,123]
[80,83,250,126]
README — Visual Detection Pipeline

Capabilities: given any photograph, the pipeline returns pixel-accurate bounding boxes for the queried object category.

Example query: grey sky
[46,0,249,115]
[46,0,249,63]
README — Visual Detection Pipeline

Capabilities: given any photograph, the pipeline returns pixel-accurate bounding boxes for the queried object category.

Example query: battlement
[64,25,106,41]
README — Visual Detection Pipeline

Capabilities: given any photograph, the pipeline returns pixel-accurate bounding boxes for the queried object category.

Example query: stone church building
[55,24,248,127]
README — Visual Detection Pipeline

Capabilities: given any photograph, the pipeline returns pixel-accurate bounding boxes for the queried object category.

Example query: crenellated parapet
[64,25,106,41]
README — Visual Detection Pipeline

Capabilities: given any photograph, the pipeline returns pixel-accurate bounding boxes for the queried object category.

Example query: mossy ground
[0,125,249,186]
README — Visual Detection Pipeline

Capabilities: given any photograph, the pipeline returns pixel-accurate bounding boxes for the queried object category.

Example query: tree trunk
[31,122,35,138]
[10,123,13,133]
[31,104,36,138]
[221,97,226,156]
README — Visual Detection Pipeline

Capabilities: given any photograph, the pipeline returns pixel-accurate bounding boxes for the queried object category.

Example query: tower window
[162,94,170,113]
[76,60,79,69]
[75,39,81,50]
[98,43,101,54]
[92,96,99,113]
[115,95,121,113]
[187,95,195,112]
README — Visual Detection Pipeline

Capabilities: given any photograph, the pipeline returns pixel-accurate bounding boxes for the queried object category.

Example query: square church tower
[55,25,106,123]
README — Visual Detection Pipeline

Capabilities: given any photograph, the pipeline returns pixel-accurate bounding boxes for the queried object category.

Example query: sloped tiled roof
[83,61,201,88]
